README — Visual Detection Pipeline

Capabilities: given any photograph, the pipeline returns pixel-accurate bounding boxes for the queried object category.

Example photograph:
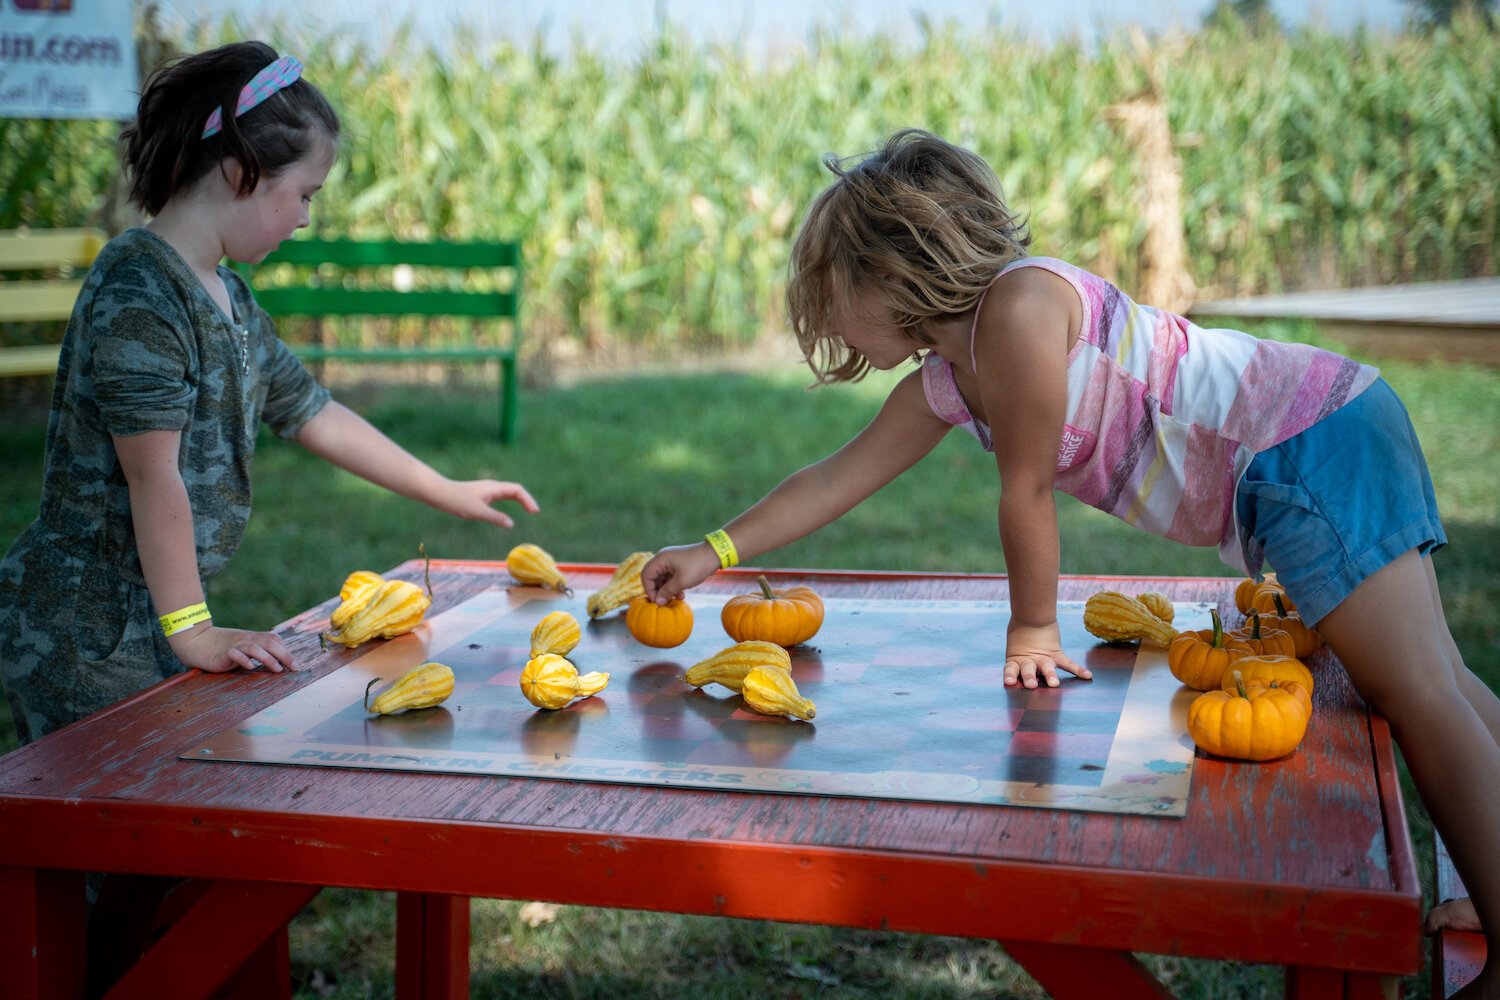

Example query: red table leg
[1286,965,1341,998]
[1342,973,1400,999]
[1,866,86,1000]
[215,926,293,1000]
[99,879,317,1000]
[396,893,470,1000]
[1286,966,1398,999]
[999,940,1175,999]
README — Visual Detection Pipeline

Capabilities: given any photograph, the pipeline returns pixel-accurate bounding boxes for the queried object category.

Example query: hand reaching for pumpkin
[294,403,539,529]
[641,543,721,604]
[168,624,295,674]
[1003,621,1091,689]
[426,478,540,529]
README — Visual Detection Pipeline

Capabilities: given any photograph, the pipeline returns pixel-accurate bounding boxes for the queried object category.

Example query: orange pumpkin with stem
[721,575,824,647]
[1222,653,1314,697]
[626,596,694,648]
[1188,669,1309,761]
[1259,591,1322,658]
[1231,611,1297,658]
[1167,608,1254,691]
[1245,677,1312,721]
[1250,584,1297,616]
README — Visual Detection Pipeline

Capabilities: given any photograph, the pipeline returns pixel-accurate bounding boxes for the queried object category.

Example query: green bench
[244,237,522,442]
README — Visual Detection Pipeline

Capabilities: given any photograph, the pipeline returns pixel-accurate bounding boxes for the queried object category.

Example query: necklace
[238,324,249,375]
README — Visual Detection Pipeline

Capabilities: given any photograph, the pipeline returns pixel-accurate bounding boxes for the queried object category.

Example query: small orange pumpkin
[721,575,824,647]
[625,596,694,648]
[1167,608,1254,691]
[1223,654,1314,696]
[1250,584,1297,616]
[1188,669,1309,761]
[1259,591,1322,659]
[1245,677,1312,721]
[1233,578,1264,615]
[1231,611,1298,658]
[1234,574,1279,613]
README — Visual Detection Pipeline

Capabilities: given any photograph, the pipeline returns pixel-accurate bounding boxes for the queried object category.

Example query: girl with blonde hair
[642,129,1497,986]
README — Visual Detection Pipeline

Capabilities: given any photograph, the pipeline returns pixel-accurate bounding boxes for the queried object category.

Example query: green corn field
[1,14,1495,353]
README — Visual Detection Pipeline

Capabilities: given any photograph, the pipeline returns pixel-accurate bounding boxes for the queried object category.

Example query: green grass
[1,321,1495,997]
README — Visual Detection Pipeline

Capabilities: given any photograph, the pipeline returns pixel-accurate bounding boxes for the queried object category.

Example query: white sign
[0,0,138,120]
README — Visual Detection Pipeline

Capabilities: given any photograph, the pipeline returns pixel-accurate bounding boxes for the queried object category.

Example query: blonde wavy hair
[787,129,1031,383]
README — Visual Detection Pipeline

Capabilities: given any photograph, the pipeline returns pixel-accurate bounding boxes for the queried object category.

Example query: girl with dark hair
[641,129,1496,984]
[0,41,539,745]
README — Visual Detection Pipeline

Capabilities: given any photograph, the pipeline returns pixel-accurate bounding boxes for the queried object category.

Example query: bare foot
[1425,896,1483,934]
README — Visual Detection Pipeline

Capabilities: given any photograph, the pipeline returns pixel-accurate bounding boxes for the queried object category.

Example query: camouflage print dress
[0,228,330,745]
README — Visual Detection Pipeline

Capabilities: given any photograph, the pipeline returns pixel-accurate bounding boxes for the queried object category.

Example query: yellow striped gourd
[506,543,571,595]
[741,665,816,721]
[683,640,791,692]
[530,610,582,657]
[323,579,431,647]
[520,653,609,710]
[365,661,454,715]
[586,550,653,618]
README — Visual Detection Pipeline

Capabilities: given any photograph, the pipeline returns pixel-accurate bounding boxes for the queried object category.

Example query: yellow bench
[0,227,107,377]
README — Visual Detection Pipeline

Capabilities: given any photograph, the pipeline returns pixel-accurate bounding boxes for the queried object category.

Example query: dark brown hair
[121,41,340,215]
[787,128,1031,383]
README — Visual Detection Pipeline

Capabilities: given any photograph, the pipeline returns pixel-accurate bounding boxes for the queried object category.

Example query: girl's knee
[1339,658,1464,724]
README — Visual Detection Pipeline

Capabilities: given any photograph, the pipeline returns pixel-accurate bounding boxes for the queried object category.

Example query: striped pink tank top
[922,257,1379,573]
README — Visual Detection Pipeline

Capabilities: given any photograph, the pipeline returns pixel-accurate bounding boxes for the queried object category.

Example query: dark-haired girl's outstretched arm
[294,401,539,527]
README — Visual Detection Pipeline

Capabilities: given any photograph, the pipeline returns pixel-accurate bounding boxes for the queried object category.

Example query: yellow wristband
[160,602,211,637]
[704,529,739,569]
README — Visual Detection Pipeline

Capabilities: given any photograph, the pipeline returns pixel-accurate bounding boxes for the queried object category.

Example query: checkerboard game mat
[188,587,1209,815]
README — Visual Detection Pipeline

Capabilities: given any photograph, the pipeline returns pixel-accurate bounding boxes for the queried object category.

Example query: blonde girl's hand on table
[641,543,721,604]
[168,624,296,674]
[1003,621,1091,689]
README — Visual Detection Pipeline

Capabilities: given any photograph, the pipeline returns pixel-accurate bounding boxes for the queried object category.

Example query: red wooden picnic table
[0,562,1423,999]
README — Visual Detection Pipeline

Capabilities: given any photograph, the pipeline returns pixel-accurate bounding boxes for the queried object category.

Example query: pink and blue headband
[201,55,303,139]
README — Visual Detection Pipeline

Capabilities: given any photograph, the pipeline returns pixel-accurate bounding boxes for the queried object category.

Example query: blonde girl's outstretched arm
[975,267,1089,689]
[642,369,951,603]
[113,430,295,673]
[294,401,539,528]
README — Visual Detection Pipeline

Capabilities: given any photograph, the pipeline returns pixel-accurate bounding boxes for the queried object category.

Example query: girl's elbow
[998,485,1059,527]
[999,476,1057,507]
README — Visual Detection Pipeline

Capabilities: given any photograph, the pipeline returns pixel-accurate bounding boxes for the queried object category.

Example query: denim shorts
[1234,378,1445,626]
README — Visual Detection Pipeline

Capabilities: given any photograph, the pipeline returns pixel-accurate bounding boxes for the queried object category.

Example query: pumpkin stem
[1272,591,1288,618]
[1247,610,1262,640]
[757,575,777,600]
[364,677,381,713]
[1209,607,1224,647]
[420,542,432,597]
[1232,669,1248,700]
